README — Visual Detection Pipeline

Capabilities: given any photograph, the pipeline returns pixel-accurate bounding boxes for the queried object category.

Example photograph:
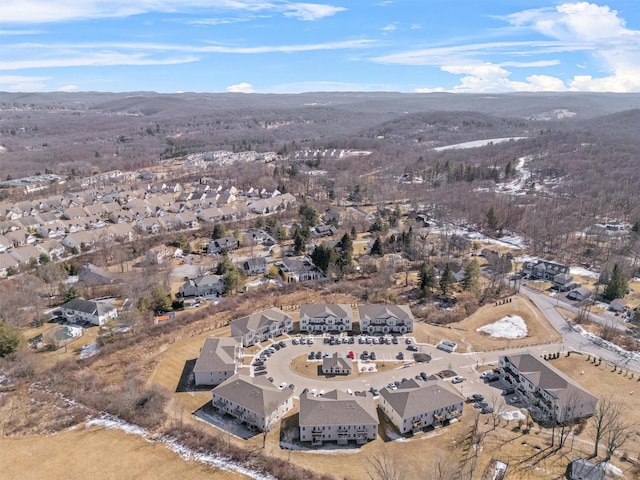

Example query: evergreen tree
[338,232,353,267]
[603,263,628,301]
[299,202,319,228]
[439,263,455,297]
[293,228,306,254]
[212,223,226,239]
[370,237,384,256]
[463,259,480,293]
[486,207,499,231]
[350,225,358,239]
[418,263,436,295]
[632,221,639,234]
[310,245,338,274]
[0,322,22,357]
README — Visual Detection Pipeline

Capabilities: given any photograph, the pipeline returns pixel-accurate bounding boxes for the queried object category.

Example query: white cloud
[226,82,255,93]
[0,75,48,91]
[58,84,79,92]
[373,2,640,93]
[410,24,421,30]
[0,52,199,70]
[283,3,346,21]
[381,23,398,33]
[0,1,346,24]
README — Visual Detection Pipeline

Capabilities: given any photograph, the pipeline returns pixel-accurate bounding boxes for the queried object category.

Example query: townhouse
[194,337,242,386]
[230,308,293,347]
[299,303,353,334]
[358,304,414,335]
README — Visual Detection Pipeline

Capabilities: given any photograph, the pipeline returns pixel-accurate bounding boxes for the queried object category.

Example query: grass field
[0,425,248,480]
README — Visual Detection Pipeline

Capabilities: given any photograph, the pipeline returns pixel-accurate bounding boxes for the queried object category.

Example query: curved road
[246,288,639,398]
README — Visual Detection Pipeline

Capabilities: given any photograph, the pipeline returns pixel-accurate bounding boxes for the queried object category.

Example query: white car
[307,337,315,345]
[347,388,353,395]
[279,382,287,389]
[451,376,465,384]
[318,389,325,396]
[310,388,317,396]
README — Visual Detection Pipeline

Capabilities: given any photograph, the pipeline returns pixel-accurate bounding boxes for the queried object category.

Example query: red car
[347,351,354,359]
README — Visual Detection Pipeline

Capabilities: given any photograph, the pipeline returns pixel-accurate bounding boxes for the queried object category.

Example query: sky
[0,1,639,94]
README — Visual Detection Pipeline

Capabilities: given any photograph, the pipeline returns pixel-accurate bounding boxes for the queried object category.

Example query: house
[242,257,267,276]
[59,297,118,326]
[281,256,318,282]
[358,304,414,335]
[248,193,296,215]
[9,244,43,265]
[499,353,597,423]
[197,207,224,223]
[207,235,238,254]
[211,374,293,432]
[313,225,337,238]
[0,252,19,277]
[565,457,605,480]
[78,263,113,285]
[137,217,161,234]
[37,239,65,260]
[567,287,592,301]
[193,337,242,386]
[299,390,378,446]
[609,299,627,312]
[299,303,353,334]
[36,221,67,239]
[242,229,275,247]
[146,245,172,264]
[106,223,135,242]
[378,379,464,434]
[321,353,352,375]
[176,211,199,228]
[553,272,576,292]
[5,229,37,247]
[0,235,12,253]
[61,230,97,250]
[230,308,293,347]
[522,259,571,282]
[177,274,224,298]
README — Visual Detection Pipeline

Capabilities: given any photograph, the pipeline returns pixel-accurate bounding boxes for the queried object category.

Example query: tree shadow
[175,358,214,393]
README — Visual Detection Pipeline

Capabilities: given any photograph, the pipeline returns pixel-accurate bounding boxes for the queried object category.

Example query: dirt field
[0,426,247,480]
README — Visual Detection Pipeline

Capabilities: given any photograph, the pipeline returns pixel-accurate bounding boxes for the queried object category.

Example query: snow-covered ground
[433,137,527,152]
[79,342,100,359]
[477,315,528,339]
[572,325,640,361]
[569,266,600,279]
[499,410,526,421]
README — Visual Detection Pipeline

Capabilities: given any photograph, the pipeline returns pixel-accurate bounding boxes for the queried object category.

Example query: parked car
[420,372,429,380]
[405,338,413,344]
[347,351,355,359]
[288,384,295,391]
[466,393,484,402]
[292,338,299,345]
[473,401,488,409]
[310,388,317,396]
[397,352,404,360]
[307,337,314,345]
[481,406,494,414]
[392,337,399,344]
[369,352,377,360]
[315,351,322,359]
[407,345,418,352]
[268,377,274,382]
[318,390,325,396]
[358,336,365,344]
[503,387,515,395]
[370,387,379,396]
[300,337,307,344]
[254,365,266,371]
[307,352,315,360]
[279,382,287,389]
[347,389,353,395]
[451,376,465,384]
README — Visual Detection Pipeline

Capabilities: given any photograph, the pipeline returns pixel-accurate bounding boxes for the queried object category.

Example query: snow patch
[602,462,623,476]
[433,137,527,152]
[477,315,528,339]
[79,342,100,359]
[569,266,600,279]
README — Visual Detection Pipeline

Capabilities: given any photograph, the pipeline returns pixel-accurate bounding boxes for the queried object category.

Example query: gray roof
[78,263,112,283]
[502,353,597,405]
[300,303,352,320]
[567,457,605,480]
[212,374,292,416]
[299,390,378,427]
[193,337,240,374]
[231,308,292,335]
[61,297,116,316]
[322,353,352,371]
[358,304,413,322]
[379,379,463,418]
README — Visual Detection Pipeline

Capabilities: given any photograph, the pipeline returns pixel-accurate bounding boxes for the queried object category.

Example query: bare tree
[590,395,623,458]
[366,451,406,480]
[603,412,634,462]
[429,456,458,480]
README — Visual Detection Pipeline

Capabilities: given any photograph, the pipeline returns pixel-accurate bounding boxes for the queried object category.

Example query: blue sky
[1,1,638,93]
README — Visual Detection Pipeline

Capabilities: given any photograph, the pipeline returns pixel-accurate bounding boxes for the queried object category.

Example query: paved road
[244,287,640,402]
[244,335,563,403]
[520,286,640,372]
